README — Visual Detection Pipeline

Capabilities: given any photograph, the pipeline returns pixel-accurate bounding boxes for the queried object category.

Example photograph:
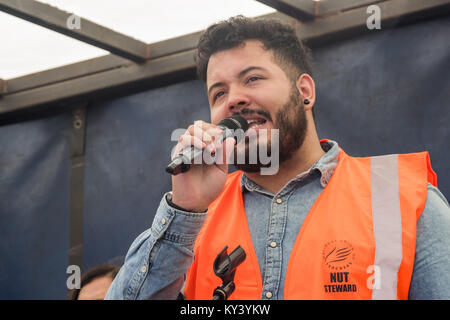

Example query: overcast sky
[0,0,275,79]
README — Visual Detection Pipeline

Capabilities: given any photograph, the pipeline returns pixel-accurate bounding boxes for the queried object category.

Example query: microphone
[166,115,249,175]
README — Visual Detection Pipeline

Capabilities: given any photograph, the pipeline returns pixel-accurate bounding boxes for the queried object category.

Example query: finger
[192,122,214,144]
[189,120,223,135]
[172,133,206,157]
[205,126,225,145]
[191,121,224,145]
[192,120,221,132]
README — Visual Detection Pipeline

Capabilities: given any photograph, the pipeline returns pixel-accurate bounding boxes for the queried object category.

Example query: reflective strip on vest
[370,154,403,300]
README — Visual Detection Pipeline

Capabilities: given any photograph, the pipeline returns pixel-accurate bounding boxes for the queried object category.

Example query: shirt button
[265,291,273,299]
[161,218,167,225]
[141,266,147,273]
[276,198,282,204]
[270,241,277,248]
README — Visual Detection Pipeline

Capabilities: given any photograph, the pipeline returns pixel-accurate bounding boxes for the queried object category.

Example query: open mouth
[247,118,267,129]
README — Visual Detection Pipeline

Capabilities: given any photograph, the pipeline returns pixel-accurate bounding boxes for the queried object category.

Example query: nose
[226,88,250,115]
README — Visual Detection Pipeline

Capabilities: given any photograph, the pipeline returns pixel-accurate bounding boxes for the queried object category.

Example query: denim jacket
[106,140,450,300]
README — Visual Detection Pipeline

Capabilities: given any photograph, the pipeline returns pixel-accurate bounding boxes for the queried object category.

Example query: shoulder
[410,184,450,299]
[426,183,449,206]
[421,184,450,224]
[417,184,450,236]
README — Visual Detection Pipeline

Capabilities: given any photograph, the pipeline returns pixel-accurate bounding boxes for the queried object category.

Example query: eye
[247,76,261,83]
[213,91,225,102]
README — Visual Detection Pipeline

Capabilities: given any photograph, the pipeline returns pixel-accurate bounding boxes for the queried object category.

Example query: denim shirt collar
[241,140,340,194]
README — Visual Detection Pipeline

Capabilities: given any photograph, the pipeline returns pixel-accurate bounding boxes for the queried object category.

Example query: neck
[244,128,325,195]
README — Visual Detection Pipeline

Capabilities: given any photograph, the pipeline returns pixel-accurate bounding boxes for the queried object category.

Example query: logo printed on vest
[322,240,358,294]
[323,240,355,270]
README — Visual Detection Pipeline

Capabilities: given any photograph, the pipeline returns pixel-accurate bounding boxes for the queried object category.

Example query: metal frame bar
[255,0,316,20]
[6,31,203,95]
[0,0,149,62]
[0,50,197,124]
[68,103,87,271]
[1,0,449,124]
[297,0,450,46]
[7,55,133,95]
[315,0,384,16]
[0,78,5,96]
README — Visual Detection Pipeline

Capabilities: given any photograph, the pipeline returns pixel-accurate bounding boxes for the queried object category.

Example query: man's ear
[296,74,316,111]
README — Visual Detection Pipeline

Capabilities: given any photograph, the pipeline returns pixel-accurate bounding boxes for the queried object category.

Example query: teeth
[248,120,266,129]
[247,118,266,126]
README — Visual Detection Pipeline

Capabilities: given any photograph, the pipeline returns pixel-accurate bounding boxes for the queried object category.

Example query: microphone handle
[165,145,203,175]
[166,125,233,175]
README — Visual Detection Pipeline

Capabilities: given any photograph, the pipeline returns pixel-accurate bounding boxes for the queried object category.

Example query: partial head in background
[68,264,121,300]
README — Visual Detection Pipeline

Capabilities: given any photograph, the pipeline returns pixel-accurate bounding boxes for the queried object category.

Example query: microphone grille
[218,114,249,132]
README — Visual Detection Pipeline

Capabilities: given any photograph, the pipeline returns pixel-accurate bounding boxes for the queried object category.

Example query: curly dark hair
[195,15,313,84]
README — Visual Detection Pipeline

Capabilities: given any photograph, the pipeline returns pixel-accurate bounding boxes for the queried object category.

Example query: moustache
[232,108,273,123]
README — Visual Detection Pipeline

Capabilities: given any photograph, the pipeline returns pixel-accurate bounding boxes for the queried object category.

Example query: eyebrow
[207,66,268,98]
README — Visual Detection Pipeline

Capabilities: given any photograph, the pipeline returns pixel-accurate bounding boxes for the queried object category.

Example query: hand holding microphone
[166,115,248,175]
[167,115,248,212]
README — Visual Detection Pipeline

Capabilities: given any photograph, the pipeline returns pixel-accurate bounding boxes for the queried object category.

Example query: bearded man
[106,16,450,300]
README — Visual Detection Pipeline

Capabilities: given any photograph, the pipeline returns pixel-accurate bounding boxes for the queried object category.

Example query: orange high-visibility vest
[184,148,437,300]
